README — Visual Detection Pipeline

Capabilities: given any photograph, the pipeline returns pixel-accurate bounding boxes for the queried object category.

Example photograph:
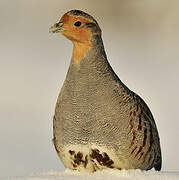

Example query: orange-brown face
[49,11,101,63]
[57,13,94,44]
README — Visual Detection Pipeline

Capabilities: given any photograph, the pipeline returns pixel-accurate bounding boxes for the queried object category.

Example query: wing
[131,92,162,171]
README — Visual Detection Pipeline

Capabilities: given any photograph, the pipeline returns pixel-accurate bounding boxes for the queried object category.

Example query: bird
[49,9,162,172]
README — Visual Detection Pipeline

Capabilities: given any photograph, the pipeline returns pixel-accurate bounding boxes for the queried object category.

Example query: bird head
[49,10,101,44]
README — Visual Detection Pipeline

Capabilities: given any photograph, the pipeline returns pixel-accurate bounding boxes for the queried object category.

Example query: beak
[49,22,64,33]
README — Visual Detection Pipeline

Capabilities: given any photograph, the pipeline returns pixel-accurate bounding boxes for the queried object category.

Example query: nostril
[57,22,64,27]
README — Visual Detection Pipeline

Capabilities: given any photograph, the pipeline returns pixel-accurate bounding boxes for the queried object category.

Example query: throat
[72,41,92,64]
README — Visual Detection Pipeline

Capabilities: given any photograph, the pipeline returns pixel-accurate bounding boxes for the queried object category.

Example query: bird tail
[154,150,162,171]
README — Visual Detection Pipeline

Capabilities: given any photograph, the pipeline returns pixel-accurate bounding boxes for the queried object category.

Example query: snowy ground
[4,169,179,180]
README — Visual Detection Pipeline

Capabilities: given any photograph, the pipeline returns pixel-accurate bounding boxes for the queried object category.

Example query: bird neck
[66,34,131,96]
[72,41,92,64]
[72,34,104,64]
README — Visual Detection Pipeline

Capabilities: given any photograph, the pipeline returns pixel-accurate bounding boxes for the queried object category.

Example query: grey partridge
[49,10,162,172]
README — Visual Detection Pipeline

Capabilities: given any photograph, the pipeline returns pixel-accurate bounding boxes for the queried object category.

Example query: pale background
[0,0,179,178]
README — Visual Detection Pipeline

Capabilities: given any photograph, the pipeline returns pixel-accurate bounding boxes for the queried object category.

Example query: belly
[55,143,132,172]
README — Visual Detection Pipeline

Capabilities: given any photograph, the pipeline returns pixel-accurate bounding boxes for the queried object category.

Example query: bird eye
[74,21,82,27]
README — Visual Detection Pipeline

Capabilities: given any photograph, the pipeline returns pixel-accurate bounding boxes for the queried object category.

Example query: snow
[5,169,179,180]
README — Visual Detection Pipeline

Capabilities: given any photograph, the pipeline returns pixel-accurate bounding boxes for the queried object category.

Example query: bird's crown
[68,10,98,25]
